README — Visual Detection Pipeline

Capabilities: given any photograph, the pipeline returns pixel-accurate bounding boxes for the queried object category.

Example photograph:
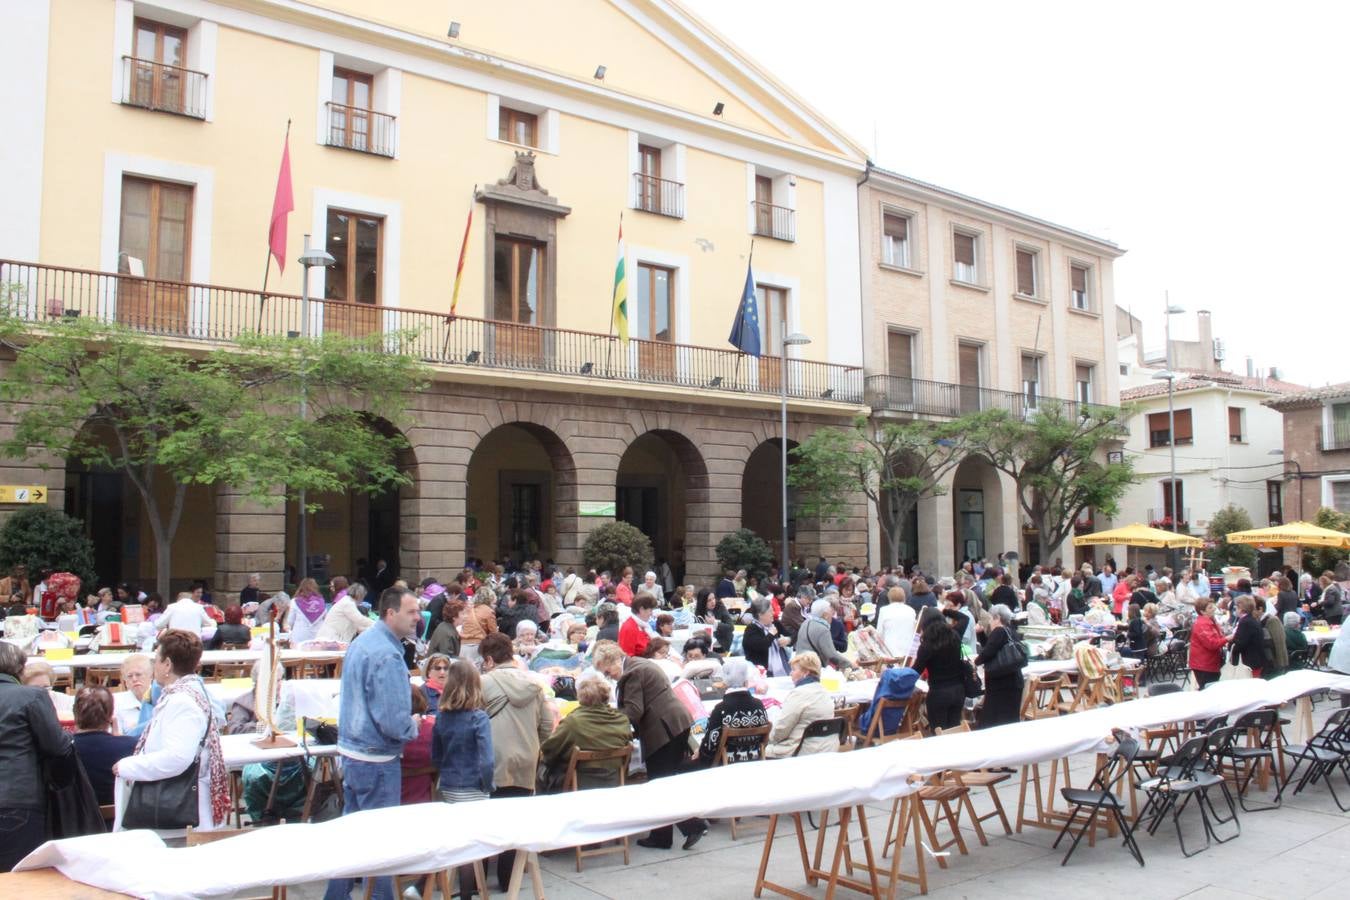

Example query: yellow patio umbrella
[1224,521,1350,549]
[1072,523,1205,549]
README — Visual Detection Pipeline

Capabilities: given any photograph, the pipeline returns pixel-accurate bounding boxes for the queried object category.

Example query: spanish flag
[611,217,628,342]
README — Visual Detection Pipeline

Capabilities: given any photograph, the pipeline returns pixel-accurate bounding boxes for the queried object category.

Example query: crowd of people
[1,550,1348,890]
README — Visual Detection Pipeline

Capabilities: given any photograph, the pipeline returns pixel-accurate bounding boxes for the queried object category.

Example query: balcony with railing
[0,260,863,405]
[1320,421,1350,451]
[1147,509,1191,531]
[120,56,207,119]
[324,102,397,158]
[865,374,1121,424]
[632,173,684,219]
[751,201,795,242]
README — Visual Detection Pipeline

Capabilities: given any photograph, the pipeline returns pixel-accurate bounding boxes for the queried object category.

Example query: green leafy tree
[966,402,1134,561]
[0,315,429,597]
[582,521,654,576]
[0,506,97,589]
[1205,504,1257,571]
[715,527,775,580]
[789,416,976,566]
[1303,506,1350,575]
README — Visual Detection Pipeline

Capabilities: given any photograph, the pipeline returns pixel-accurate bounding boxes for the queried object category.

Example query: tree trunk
[154,532,172,600]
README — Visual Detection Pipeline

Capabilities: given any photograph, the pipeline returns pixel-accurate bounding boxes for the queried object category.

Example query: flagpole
[731,239,755,389]
[259,119,292,332]
[441,187,476,361]
[605,210,623,377]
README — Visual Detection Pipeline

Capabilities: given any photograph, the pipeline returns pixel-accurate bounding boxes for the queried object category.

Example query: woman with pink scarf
[286,577,328,644]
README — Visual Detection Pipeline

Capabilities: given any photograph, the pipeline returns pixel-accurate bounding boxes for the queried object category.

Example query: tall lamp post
[1153,299,1186,536]
[781,328,811,580]
[294,234,335,582]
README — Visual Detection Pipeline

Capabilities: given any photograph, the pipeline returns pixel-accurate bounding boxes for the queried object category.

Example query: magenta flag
[269,134,294,273]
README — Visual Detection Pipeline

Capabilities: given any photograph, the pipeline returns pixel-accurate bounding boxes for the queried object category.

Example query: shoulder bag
[984,634,1028,678]
[962,659,984,698]
[122,724,209,830]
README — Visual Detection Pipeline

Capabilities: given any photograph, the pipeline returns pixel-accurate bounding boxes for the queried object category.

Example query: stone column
[214,484,286,602]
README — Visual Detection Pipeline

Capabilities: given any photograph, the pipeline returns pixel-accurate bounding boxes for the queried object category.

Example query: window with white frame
[953,229,980,284]
[1021,353,1042,409]
[882,210,912,268]
[1070,262,1092,310]
[1075,363,1094,405]
[486,95,558,154]
[1015,246,1039,297]
[315,52,400,158]
[1331,478,1350,513]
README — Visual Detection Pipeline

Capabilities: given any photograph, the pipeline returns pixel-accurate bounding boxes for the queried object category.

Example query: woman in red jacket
[1188,597,1227,688]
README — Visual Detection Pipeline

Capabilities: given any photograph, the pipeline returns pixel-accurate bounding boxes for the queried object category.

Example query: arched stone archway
[951,456,1004,566]
[63,421,213,592]
[616,429,711,584]
[284,415,418,586]
[740,438,801,564]
[465,422,577,567]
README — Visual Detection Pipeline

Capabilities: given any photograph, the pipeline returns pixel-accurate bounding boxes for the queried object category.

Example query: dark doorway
[617,484,660,549]
[66,470,124,587]
[507,481,544,561]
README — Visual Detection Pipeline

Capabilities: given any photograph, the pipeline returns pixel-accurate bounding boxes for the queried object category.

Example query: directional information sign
[0,485,48,504]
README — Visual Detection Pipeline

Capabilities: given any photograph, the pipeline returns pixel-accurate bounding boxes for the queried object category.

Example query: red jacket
[618,615,651,657]
[1189,614,1226,673]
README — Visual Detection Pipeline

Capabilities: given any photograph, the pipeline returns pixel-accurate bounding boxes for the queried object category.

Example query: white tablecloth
[1306,628,1341,647]
[23,668,1350,900]
[45,648,345,670]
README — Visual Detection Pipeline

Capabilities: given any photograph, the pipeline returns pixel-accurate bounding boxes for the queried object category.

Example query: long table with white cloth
[18,669,1350,900]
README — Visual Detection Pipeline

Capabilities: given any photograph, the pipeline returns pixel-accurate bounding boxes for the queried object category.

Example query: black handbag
[122,725,209,830]
[984,635,1028,678]
[961,659,984,698]
[304,717,339,745]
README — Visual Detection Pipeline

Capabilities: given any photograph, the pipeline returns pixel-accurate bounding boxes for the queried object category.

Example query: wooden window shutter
[1021,354,1039,382]
[1016,250,1036,295]
[883,213,908,240]
[1076,364,1092,383]
[1173,409,1194,442]
[887,331,914,379]
[954,232,976,266]
[1147,411,1168,433]
[1071,265,1087,292]
[1228,407,1242,438]
[958,344,980,387]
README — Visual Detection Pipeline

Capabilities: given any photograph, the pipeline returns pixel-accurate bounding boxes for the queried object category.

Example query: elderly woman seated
[765,652,838,759]
[680,634,723,680]
[696,658,769,766]
[642,636,683,681]
[72,685,137,805]
[514,619,544,662]
[1284,611,1309,665]
[536,675,634,793]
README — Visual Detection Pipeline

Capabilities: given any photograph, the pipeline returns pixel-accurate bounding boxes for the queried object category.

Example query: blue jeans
[323,759,402,900]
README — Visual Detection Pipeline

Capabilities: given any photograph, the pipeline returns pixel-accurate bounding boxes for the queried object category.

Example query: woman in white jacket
[315,583,372,644]
[114,629,229,835]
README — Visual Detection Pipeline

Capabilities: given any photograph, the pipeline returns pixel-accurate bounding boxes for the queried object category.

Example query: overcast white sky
[681,0,1348,387]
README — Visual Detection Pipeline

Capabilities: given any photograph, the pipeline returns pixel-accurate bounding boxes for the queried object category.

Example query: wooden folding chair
[935,723,1013,838]
[564,745,633,871]
[859,692,924,748]
[1056,673,1106,715]
[84,666,123,688]
[1020,673,1064,721]
[712,724,771,839]
[186,827,287,899]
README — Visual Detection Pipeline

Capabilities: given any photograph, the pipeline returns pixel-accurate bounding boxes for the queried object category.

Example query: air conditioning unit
[1212,338,1225,363]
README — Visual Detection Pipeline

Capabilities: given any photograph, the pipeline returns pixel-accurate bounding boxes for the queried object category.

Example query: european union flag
[728,263,761,357]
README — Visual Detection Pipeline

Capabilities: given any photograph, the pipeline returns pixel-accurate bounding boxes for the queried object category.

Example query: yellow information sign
[0,485,48,504]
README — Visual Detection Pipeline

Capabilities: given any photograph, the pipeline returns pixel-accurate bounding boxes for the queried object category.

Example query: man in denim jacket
[324,587,422,900]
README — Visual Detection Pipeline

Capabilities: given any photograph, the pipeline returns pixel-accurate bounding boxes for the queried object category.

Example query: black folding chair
[1053,731,1145,867]
[1220,709,1283,811]
[1275,708,1350,811]
[1135,735,1239,857]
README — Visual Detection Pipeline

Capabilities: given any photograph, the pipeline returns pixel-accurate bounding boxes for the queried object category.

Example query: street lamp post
[1159,300,1186,533]
[781,327,811,581]
[294,234,335,582]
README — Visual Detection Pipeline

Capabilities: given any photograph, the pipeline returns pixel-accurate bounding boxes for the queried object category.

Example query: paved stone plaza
[287,697,1349,900]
